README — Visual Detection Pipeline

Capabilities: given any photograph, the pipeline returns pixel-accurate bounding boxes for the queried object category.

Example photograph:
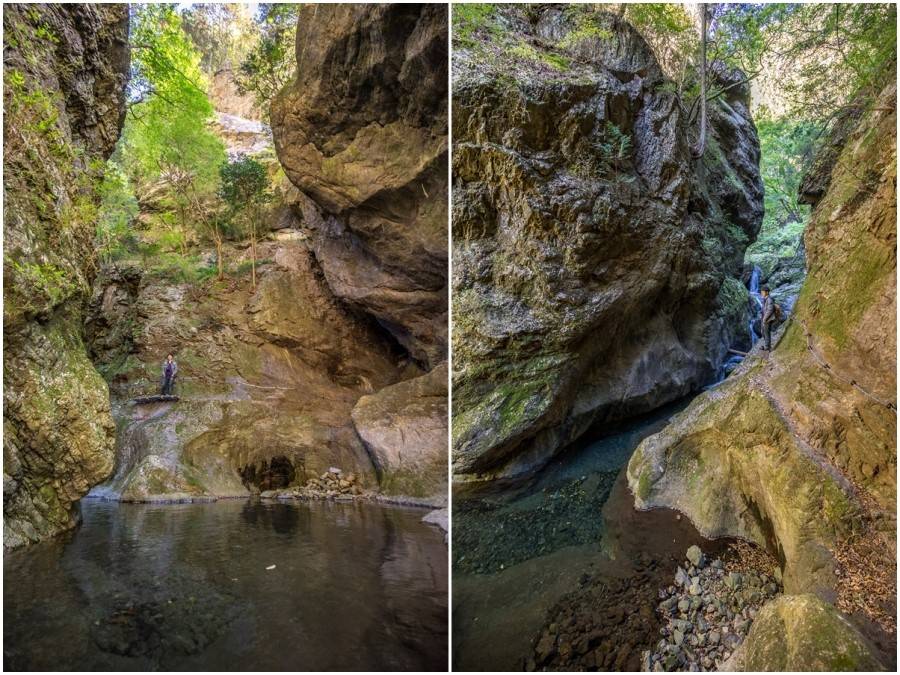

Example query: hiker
[760,286,776,351]
[160,353,178,395]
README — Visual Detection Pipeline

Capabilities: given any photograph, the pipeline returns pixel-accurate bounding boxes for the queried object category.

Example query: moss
[799,239,891,349]
[557,9,614,50]
[636,468,653,501]
[508,41,570,71]
[452,3,498,48]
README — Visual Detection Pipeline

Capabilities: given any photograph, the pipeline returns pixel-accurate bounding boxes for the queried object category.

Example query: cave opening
[239,456,297,491]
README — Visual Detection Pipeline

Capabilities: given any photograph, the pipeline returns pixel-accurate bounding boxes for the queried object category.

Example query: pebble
[645,546,782,672]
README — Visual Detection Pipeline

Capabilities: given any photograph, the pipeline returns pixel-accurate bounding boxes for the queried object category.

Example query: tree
[219,156,270,289]
[96,158,139,263]
[180,3,258,75]
[119,5,226,254]
[235,3,300,114]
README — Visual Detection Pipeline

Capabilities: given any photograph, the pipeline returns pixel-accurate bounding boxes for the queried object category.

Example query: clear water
[451,397,717,671]
[4,499,447,671]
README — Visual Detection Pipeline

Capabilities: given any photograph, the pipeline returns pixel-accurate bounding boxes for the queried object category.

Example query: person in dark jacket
[760,286,775,351]
[161,353,178,395]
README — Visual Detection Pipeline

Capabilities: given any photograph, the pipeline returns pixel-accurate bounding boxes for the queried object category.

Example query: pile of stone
[643,545,781,672]
[259,467,366,501]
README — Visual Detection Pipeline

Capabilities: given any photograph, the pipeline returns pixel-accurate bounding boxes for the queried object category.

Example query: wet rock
[3,3,129,547]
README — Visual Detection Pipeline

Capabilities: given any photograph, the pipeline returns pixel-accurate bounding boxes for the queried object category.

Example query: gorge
[3,3,448,670]
[451,3,895,672]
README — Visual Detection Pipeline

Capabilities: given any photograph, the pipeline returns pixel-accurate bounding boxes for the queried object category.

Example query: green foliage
[714,3,896,116]
[4,68,69,159]
[622,3,695,82]
[571,122,633,181]
[745,113,817,273]
[557,10,614,51]
[508,41,570,71]
[6,259,77,311]
[96,160,139,262]
[124,5,225,192]
[452,3,497,48]
[235,3,300,114]
[181,3,258,74]
[99,5,227,263]
[757,114,818,227]
[218,155,270,213]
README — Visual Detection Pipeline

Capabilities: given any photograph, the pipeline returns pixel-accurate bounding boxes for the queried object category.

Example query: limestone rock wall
[86,238,411,502]
[451,6,763,480]
[271,3,448,368]
[628,81,896,663]
[269,4,449,499]
[3,4,129,547]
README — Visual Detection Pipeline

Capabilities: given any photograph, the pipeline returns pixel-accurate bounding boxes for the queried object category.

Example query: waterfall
[748,265,762,343]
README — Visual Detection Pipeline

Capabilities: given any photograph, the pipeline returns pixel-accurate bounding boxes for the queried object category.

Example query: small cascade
[747,265,763,344]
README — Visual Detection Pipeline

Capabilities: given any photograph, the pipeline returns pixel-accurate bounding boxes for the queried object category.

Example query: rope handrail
[794,317,896,413]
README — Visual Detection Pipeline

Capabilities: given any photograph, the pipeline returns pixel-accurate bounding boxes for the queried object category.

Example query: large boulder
[726,595,885,671]
[352,363,448,502]
[451,6,763,480]
[3,4,129,547]
[271,4,448,368]
[628,81,896,662]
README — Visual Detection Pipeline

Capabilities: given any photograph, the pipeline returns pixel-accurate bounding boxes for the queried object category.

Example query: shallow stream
[452,398,732,671]
[4,499,447,671]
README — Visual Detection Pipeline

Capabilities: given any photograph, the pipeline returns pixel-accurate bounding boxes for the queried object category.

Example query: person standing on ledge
[760,286,775,351]
[161,353,178,395]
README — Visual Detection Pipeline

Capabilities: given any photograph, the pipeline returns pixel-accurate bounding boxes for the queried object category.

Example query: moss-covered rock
[3,4,129,547]
[628,81,896,665]
[451,5,763,480]
[727,594,885,671]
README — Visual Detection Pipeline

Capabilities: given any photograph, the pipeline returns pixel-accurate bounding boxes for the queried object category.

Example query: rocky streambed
[644,545,781,672]
[452,399,783,672]
[523,536,780,672]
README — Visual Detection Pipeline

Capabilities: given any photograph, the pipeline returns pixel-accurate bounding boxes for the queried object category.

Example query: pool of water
[451,397,715,670]
[4,499,447,671]
[453,398,691,575]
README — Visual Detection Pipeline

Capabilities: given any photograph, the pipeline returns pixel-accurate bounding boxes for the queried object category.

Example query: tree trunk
[215,231,224,280]
[250,224,257,290]
[692,4,709,159]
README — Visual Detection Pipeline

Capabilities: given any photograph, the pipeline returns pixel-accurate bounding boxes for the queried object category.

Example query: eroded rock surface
[628,82,896,666]
[352,363,448,501]
[271,3,448,368]
[86,239,412,502]
[3,4,129,547]
[725,594,884,671]
[451,6,763,480]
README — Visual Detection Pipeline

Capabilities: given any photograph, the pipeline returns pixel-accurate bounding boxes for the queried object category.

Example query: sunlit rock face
[629,82,896,666]
[268,4,449,501]
[271,3,448,369]
[86,239,410,502]
[451,6,762,480]
[3,3,129,548]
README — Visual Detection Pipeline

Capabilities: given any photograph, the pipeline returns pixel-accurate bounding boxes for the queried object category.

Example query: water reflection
[4,499,447,671]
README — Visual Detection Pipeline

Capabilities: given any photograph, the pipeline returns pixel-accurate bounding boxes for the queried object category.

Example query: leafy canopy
[235,3,300,114]
[219,154,270,214]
